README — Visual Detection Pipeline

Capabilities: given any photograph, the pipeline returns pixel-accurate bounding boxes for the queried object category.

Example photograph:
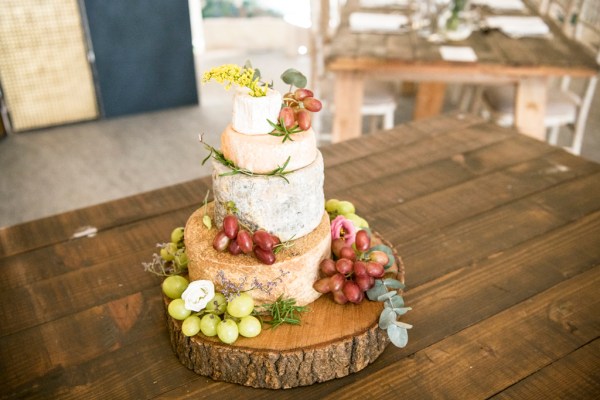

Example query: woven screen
[0,0,98,132]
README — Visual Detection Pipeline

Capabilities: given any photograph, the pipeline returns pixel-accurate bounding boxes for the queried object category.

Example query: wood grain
[1,114,599,399]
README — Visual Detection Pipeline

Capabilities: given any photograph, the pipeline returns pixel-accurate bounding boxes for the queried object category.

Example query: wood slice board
[164,234,404,389]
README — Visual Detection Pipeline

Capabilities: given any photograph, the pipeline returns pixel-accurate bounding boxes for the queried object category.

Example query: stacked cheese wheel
[185,88,331,306]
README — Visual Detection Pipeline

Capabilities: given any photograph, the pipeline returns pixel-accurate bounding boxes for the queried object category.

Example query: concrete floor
[1,50,599,228]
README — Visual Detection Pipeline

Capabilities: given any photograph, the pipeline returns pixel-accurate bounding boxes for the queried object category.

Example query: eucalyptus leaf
[378,308,396,329]
[387,294,405,309]
[383,278,405,290]
[392,307,412,316]
[366,280,387,300]
[387,324,409,348]
[280,68,307,88]
[377,290,397,302]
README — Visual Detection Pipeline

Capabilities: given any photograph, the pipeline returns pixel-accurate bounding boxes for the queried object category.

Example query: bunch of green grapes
[163,276,261,344]
[160,227,188,272]
[325,199,369,228]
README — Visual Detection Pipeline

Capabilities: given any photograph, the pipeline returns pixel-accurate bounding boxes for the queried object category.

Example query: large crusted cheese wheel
[212,151,325,242]
[185,202,331,306]
[232,88,282,135]
[221,124,317,173]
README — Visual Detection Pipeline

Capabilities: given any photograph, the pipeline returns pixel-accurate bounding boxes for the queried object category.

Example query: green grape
[182,315,201,337]
[160,242,178,261]
[336,200,355,216]
[227,292,254,318]
[325,198,340,213]
[217,319,239,344]
[345,213,364,228]
[168,298,191,320]
[174,251,188,269]
[170,227,185,245]
[200,314,221,336]
[162,275,189,299]
[237,315,262,338]
[205,292,227,315]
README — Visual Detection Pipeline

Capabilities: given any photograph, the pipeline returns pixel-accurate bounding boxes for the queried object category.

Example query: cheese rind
[185,202,331,306]
[232,88,282,134]
[212,151,325,242]
[221,124,317,173]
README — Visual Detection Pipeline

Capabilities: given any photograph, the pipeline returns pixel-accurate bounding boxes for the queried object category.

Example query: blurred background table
[1,113,599,398]
[326,0,599,143]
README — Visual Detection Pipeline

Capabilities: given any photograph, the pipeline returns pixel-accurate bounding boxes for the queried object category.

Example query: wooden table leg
[414,82,446,120]
[332,71,364,143]
[514,77,547,141]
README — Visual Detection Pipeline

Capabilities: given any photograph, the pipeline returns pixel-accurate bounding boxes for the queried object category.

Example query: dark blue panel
[84,0,198,118]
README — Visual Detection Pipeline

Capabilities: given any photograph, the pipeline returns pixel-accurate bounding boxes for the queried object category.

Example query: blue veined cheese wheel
[212,151,325,242]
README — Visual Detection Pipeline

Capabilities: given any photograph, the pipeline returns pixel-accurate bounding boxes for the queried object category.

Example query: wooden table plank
[490,339,600,399]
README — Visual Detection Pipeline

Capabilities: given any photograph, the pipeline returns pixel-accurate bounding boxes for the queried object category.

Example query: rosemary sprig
[268,156,292,183]
[273,234,296,254]
[199,134,292,182]
[257,295,309,329]
[268,118,302,143]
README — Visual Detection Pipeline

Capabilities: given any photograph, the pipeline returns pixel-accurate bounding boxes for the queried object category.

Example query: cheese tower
[185,86,331,306]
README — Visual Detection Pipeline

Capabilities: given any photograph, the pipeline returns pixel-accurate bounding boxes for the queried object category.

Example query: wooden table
[327,1,599,142]
[1,113,599,399]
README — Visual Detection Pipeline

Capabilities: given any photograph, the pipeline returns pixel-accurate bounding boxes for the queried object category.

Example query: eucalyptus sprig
[199,134,292,183]
[366,278,412,348]
[256,295,309,329]
[268,118,302,143]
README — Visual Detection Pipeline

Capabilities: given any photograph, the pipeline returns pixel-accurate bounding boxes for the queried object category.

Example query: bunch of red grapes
[212,215,281,265]
[313,230,389,304]
[278,88,322,131]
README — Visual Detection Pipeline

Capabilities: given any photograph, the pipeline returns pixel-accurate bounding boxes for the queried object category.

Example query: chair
[479,0,599,155]
[309,0,397,139]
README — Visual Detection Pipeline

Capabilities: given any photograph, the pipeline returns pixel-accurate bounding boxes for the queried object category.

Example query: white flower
[181,280,215,312]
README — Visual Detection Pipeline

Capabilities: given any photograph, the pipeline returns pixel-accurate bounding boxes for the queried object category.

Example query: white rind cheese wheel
[212,151,325,242]
[232,88,282,135]
[185,202,331,306]
[221,124,317,173]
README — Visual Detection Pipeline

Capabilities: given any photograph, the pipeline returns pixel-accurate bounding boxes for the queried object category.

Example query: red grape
[293,88,314,101]
[223,215,239,239]
[313,278,331,293]
[355,275,375,291]
[303,97,322,112]
[320,258,337,276]
[228,239,242,255]
[329,273,345,292]
[366,261,385,278]
[331,238,347,258]
[332,290,349,305]
[342,281,362,303]
[254,247,275,265]
[353,260,368,277]
[253,230,274,251]
[355,230,370,252]
[297,109,311,130]
[336,258,353,274]
[212,230,230,252]
[236,230,253,254]
[369,250,389,266]
[340,246,357,261]
[278,106,295,128]
[271,234,281,246]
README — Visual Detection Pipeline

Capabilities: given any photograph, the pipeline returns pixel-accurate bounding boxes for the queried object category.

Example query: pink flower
[331,215,357,245]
